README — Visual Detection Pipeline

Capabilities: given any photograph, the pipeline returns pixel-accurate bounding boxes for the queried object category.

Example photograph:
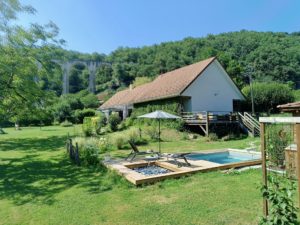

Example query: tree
[242,82,294,114]
[80,94,99,108]
[0,0,63,126]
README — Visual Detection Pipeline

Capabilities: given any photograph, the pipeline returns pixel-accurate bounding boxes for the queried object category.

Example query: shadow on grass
[0,137,130,206]
[0,136,68,152]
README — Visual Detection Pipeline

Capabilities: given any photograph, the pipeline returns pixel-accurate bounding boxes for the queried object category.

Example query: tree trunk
[15,122,21,130]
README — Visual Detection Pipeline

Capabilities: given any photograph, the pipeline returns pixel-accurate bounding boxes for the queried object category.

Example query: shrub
[98,113,107,127]
[74,108,96,124]
[131,98,181,118]
[145,126,159,141]
[60,120,73,127]
[82,117,93,137]
[52,95,83,123]
[181,132,189,140]
[117,121,126,131]
[52,120,60,126]
[124,117,134,127]
[108,113,121,131]
[260,175,298,225]
[80,93,99,108]
[128,128,140,144]
[165,119,185,131]
[267,125,291,167]
[242,82,294,114]
[91,114,107,135]
[114,135,125,149]
[205,133,218,142]
[74,137,100,166]
[99,137,111,152]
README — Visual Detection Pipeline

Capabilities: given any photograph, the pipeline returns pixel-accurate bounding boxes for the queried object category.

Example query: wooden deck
[181,111,260,136]
[182,111,239,125]
[103,149,262,185]
[181,111,240,136]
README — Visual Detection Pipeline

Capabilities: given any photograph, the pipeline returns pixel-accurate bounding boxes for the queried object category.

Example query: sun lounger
[126,141,159,162]
[163,152,191,167]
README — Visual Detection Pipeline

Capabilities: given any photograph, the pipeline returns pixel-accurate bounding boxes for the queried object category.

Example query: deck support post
[260,122,268,217]
[295,124,300,210]
[206,111,209,137]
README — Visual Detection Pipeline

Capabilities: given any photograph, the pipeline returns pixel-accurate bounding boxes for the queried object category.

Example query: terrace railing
[181,111,239,125]
[181,111,260,136]
[238,112,260,136]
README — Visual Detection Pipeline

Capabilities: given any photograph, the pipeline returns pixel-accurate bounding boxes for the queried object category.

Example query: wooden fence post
[206,111,209,137]
[75,142,80,166]
[260,122,268,217]
[295,123,300,209]
[66,140,70,154]
[69,139,73,160]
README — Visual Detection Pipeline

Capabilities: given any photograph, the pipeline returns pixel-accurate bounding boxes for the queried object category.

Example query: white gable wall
[181,61,244,112]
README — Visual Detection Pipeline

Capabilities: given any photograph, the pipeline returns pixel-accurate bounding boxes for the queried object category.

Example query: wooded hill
[54,30,300,99]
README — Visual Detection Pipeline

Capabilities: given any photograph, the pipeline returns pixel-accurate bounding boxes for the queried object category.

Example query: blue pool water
[186,151,260,164]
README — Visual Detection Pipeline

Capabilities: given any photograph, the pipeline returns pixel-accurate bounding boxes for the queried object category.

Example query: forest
[1,0,300,127]
[49,30,300,96]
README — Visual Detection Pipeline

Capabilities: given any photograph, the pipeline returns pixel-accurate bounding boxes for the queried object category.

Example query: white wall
[181,61,244,112]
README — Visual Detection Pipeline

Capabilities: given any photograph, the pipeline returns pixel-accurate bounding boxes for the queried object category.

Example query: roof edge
[179,56,217,95]
[133,94,181,105]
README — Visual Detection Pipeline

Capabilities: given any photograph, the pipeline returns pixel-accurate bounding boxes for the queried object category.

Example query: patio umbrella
[138,110,181,153]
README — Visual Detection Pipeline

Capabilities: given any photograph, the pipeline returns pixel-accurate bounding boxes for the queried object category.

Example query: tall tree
[0,0,63,126]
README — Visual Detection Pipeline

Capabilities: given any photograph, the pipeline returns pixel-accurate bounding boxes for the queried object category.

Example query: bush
[181,132,189,140]
[145,126,159,141]
[52,95,83,123]
[242,82,294,114]
[205,133,218,142]
[267,125,291,167]
[99,137,111,152]
[60,120,73,127]
[74,137,100,166]
[74,108,96,124]
[108,113,121,132]
[52,120,60,126]
[128,128,140,144]
[165,119,185,131]
[260,175,298,225]
[92,114,107,135]
[114,135,125,149]
[82,117,93,137]
[80,93,99,108]
[117,121,127,131]
[124,117,134,127]
[131,98,181,118]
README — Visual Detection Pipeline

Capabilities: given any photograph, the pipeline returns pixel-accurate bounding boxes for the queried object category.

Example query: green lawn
[0,125,263,225]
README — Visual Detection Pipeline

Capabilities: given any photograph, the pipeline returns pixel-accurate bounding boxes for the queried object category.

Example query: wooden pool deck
[103,149,262,185]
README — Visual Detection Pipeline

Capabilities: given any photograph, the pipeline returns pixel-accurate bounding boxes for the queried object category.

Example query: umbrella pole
[158,118,161,153]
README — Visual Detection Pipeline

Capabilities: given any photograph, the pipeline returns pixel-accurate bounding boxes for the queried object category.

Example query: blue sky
[19,0,300,54]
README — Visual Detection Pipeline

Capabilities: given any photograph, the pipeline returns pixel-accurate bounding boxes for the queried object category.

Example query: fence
[259,117,300,217]
[66,138,80,166]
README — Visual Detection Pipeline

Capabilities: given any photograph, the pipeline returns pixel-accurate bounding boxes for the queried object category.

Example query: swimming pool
[186,151,261,164]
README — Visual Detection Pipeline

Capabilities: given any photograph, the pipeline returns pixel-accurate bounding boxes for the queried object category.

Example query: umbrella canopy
[138,110,181,119]
[138,110,181,153]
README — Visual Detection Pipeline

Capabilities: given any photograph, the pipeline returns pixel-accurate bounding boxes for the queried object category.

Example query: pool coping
[103,149,262,185]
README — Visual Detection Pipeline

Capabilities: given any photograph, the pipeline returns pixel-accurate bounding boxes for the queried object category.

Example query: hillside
[43,30,300,99]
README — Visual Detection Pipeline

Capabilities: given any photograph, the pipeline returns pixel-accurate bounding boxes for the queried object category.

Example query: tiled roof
[100,57,216,110]
[277,102,300,112]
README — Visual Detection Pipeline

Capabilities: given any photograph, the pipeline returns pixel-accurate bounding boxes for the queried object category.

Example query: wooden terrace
[181,111,260,136]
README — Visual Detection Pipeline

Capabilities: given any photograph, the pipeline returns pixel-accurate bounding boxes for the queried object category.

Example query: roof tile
[100,57,215,109]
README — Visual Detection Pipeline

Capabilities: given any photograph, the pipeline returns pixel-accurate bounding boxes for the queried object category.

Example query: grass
[106,127,260,158]
[0,125,264,225]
